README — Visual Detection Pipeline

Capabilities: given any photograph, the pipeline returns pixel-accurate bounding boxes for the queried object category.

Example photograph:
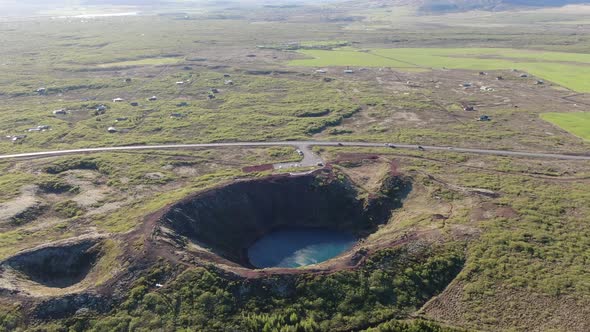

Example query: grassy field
[0,68,361,153]
[98,57,182,68]
[541,112,590,140]
[290,48,590,92]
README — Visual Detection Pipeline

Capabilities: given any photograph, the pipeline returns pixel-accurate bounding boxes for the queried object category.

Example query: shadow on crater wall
[3,240,101,288]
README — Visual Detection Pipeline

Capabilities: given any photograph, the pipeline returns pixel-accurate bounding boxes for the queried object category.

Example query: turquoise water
[247,228,357,268]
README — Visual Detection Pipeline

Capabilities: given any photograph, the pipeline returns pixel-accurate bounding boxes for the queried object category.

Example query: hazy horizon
[0,0,336,17]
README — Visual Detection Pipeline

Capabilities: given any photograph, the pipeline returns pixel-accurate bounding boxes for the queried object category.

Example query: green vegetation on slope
[20,244,464,331]
[541,112,590,140]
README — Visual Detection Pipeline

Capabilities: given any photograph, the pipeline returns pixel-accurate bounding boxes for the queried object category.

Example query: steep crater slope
[158,170,412,268]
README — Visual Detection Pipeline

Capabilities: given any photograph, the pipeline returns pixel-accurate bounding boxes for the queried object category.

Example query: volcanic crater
[156,170,412,270]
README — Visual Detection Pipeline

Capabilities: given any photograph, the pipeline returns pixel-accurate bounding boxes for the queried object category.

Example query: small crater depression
[3,240,101,288]
[159,171,412,269]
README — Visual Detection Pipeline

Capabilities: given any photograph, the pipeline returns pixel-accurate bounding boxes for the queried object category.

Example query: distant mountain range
[334,0,590,12]
[416,0,589,12]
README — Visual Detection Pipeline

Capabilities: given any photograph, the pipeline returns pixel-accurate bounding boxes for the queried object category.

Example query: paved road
[274,144,325,169]
[0,142,589,166]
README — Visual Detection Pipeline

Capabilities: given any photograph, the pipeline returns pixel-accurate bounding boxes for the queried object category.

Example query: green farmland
[541,112,590,140]
[290,48,590,93]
